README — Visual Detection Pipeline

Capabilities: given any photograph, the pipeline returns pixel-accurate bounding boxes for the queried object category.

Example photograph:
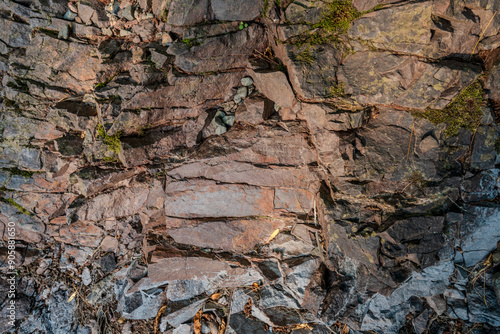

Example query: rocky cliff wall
[1,0,500,333]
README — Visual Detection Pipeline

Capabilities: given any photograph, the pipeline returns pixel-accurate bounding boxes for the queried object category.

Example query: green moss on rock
[414,81,484,137]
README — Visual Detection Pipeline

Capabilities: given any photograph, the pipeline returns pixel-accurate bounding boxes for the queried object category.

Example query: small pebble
[119,29,132,37]
[241,76,253,86]
[63,10,77,21]
[236,86,248,98]
[102,27,113,36]
[81,267,92,286]
[58,25,70,40]
[122,6,135,21]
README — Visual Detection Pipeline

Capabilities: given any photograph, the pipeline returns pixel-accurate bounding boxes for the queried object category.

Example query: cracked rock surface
[1,0,500,333]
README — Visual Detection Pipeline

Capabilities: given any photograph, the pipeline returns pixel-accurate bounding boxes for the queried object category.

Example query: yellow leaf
[292,324,313,330]
[67,291,77,303]
[210,293,221,301]
[266,229,280,244]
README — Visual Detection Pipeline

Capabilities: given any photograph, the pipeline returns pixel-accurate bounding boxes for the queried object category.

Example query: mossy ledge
[413,80,485,137]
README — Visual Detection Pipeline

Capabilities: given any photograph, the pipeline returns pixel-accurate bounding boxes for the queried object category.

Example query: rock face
[1,0,500,333]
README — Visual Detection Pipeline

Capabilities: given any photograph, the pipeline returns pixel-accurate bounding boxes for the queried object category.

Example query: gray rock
[63,10,78,21]
[119,29,132,37]
[162,299,205,328]
[0,18,32,48]
[118,287,166,320]
[81,267,92,286]
[241,76,253,86]
[211,0,263,21]
[0,40,12,54]
[150,50,170,68]
[58,25,70,40]
[221,114,235,126]
[167,0,211,26]
[457,206,500,267]
[361,262,455,333]
[172,324,192,334]
[122,6,135,21]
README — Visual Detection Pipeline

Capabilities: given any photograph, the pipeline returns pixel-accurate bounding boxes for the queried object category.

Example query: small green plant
[414,80,485,137]
[293,48,315,65]
[95,75,116,90]
[313,1,361,34]
[238,22,249,30]
[0,198,32,215]
[5,167,34,178]
[402,170,427,193]
[328,82,346,97]
[262,0,270,18]
[290,0,360,47]
[162,9,169,23]
[182,38,202,48]
[97,124,122,155]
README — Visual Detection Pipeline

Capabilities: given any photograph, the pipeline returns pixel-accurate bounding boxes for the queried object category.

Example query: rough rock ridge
[1,0,500,333]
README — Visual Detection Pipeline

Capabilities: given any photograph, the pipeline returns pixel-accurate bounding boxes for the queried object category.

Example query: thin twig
[470,11,498,58]
[406,120,415,161]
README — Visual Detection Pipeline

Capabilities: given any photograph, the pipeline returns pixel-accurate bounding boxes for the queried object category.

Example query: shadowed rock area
[1,0,500,333]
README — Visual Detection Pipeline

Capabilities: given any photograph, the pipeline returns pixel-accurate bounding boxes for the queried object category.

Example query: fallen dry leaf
[243,298,252,317]
[210,292,221,301]
[67,291,77,303]
[154,305,167,334]
[266,228,280,244]
[218,319,226,334]
[292,323,313,330]
[193,310,203,334]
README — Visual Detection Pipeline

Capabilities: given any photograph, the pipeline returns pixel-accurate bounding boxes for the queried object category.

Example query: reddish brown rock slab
[299,104,344,177]
[274,188,314,213]
[128,257,262,295]
[164,180,275,218]
[109,108,200,136]
[167,218,286,252]
[76,186,150,221]
[121,129,187,167]
[14,192,73,221]
[168,161,318,190]
[17,34,102,93]
[53,221,104,248]
[170,25,266,73]
[248,70,297,108]
[70,167,145,197]
[123,73,243,110]
[0,216,43,244]
[202,124,317,167]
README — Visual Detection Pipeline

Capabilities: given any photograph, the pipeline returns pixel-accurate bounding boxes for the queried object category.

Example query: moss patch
[182,38,202,48]
[289,0,360,47]
[97,124,122,155]
[293,47,315,65]
[414,81,485,137]
[328,82,346,97]
[5,167,34,178]
[0,198,32,215]
[262,0,270,18]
